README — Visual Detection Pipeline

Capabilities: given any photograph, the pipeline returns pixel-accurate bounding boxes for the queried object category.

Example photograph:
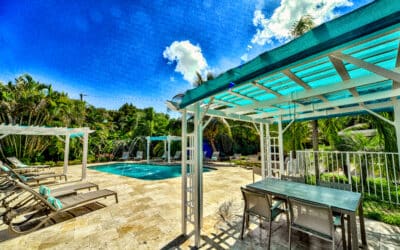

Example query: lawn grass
[363,196,400,226]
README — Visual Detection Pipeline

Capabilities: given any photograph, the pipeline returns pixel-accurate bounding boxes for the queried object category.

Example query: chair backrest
[319,181,352,191]
[7,157,25,167]
[241,187,272,219]
[136,151,143,158]
[288,197,334,239]
[281,174,305,183]
[0,164,27,183]
[14,181,57,211]
[211,151,219,161]
[253,166,262,176]
[174,151,181,159]
[121,152,129,159]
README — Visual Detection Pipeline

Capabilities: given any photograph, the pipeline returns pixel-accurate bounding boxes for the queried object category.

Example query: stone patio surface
[0,162,399,249]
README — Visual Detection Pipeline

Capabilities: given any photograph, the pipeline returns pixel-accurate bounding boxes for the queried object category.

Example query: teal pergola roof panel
[179,0,400,110]
[174,0,400,124]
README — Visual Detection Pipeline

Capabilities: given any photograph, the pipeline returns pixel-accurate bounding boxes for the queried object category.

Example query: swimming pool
[90,163,213,180]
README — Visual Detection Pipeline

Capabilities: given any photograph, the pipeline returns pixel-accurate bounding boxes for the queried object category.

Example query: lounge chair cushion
[1,165,10,172]
[39,185,51,196]
[47,196,63,209]
[20,175,29,182]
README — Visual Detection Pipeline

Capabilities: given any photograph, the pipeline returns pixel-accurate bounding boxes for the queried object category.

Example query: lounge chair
[6,181,118,234]
[161,151,167,161]
[120,151,131,160]
[211,151,220,161]
[1,164,67,185]
[1,180,99,211]
[0,161,55,177]
[173,151,181,160]
[133,151,143,160]
[7,157,50,171]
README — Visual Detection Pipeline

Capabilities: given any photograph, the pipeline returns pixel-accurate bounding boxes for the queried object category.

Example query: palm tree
[291,14,321,181]
[291,15,315,38]
[171,71,232,154]
[193,72,232,154]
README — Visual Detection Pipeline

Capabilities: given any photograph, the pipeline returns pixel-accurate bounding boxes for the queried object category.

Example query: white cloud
[163,40,208,84]
[251,0,353,46]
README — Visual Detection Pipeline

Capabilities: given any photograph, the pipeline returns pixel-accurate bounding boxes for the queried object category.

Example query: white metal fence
[288,150,400,205]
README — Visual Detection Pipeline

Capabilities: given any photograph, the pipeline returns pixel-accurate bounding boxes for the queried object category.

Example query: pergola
[168,0,400,247]
[0,124,94,179]
[146,135,181,163]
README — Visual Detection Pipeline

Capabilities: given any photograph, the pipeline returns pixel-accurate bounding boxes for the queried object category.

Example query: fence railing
[287,150,400,205]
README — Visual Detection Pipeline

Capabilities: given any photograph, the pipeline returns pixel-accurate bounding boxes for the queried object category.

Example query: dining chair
[319,180,352,191]
[319,180,352,249]
[288,197,336,250]
[252,166,262,183]
[275,175,306,212]
[240,187,288,249]
[281,174,306,183]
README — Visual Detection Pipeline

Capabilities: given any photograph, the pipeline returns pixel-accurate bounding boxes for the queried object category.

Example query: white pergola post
[260,123,266,179]
[146,137,150,163]
[164,140,167,161]
[63,133,70,175]
[81,132,88,180]
[193,102,203,248]
[278,117,284,176]
[167,137,171,163]
[181,109,188,235]
[393,100,400,164]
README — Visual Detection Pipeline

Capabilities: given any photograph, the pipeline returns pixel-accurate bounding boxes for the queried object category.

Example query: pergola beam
[224,71,398,114]
[331,52,400,82]
[0,124,93,180]
[252,81,305,107]
[186,105,268,124]
[252,81,282,97]
[329,55,360,97]
[392,42,400,102]
[274,101,393,122]
[251,87,400,119]
[229,90,283,111]
[283,69,331,103]
[361,104,395,126]
[212,98,236,107]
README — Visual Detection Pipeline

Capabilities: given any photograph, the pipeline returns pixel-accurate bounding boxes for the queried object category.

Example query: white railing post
[346,152,351,186]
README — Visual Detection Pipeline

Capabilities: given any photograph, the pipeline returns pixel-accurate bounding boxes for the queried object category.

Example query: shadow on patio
[162,202,400,249]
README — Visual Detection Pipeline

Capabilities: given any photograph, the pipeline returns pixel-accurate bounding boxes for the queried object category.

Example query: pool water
[90,163,213,180]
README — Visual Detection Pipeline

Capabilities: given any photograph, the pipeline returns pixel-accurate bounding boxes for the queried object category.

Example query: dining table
[247,178,367,249]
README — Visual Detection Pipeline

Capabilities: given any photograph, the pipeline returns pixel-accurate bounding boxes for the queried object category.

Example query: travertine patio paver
[0,162,399,249]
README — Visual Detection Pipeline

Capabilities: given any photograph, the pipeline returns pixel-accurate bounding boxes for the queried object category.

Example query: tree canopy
[0,74,396,165]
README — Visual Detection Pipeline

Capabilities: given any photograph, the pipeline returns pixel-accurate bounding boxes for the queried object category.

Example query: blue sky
[0,0,372,112]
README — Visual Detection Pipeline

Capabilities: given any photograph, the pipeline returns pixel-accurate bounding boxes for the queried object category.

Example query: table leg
[358,201,367,248]
[349,211,359,250]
